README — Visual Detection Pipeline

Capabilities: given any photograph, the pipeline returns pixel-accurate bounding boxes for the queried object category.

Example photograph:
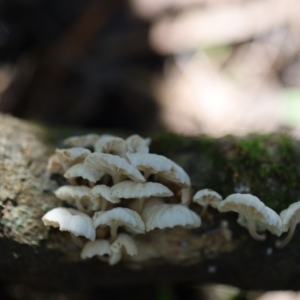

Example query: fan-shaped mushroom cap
[54,185,93,212]
[81,240,111,259]
[126,153,190,187]
[93,207,146,239]
[218,193,282,241]
[142,199,201,232]
[110,181,173,199]
[109,233,138,265]
[95,136,127,157]
[64,163,105,184]
[47,148,91,174]
[126,135,151,154]
[90,185,120,211]
[193,189,222,208]
[64,134,100,149]
[276,201,300,247]
[84,153,145,183]
[42,207,96,240]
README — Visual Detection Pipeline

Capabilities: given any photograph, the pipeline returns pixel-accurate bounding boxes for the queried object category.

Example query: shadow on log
[1,113,300,291]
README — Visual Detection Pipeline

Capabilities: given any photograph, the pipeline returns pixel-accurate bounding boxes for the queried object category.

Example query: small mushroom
[109,233,138,265]
[277,201,300,248]
[141,199,201,232]
[64,134,100,149]
[126,135,151,154]
[85,153,145,184]
[47,147,91,175]
[93,207,146,240]
[81,239,111,259]
[193,189,222,216]
[110,180,174,212]
[94,136,127,157]
[54,186,93,212]
[90,185,120,211]
[218,193,282,241]
[42,207,96,240]
[64,163,104,186]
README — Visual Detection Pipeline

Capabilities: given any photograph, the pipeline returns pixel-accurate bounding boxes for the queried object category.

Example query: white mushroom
[277,201,300,248]
[81,240,111,259]
[93,207,146,240]
[64,163,104,186]
[54,185,93,212]
[218,193,282,241]
[109,233,138,265]
[193,189,222,215]
[141,199,201,232]
[126,134,151,154]
[126,153,190,203]
[110,180,173,212]
[84,153,145,184]
[63,134,100,149]
[42,207,96,240]
[90,185,120,211]
[47,147,91,174]
[94,136,127,157]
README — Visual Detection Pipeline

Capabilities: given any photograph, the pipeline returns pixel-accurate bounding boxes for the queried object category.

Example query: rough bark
[1,113,300,291]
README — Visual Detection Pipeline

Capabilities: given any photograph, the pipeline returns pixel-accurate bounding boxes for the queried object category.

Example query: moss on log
[1,113,300,291]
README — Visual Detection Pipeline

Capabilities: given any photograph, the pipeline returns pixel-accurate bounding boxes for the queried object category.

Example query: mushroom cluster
[43,134,201,265]
[192,189,300,247]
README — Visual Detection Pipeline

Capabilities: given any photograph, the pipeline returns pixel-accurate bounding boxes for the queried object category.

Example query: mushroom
[63,134,100,149]
[277,201,300,248]
[110,180,174,212]
[90,185,120,211]
[54,185,93,212]
[84,153,145,184]
[94,136,127,157]
[47,147,91,175]
[93,207,146,240]
[141,199,201,232]
[81,239,111,259]
[126,134,151,154]
[64,163,104,186]
[126,153,190,203]
[218,193,282,241]
[109,233,138,265]
[42,207,96,240]
[193,189,222,216]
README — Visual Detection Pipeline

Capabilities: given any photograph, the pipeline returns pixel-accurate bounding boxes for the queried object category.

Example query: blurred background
[0,0,300,299]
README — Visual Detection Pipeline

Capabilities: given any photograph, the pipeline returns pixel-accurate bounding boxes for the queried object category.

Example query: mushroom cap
[110,233,138,256]
[64,163,105,183]
[47,147,91,174]
[54,185,91,202]
[81,240,111,259]
[193,189,222,208]
[93,207,146,234]
[126,153,190,187]
[142,199,201,231]
[280,201,300,232]
[64,134,101,148]
[84,153,145,183]
[218,193,282,236]
[42,207,96,240]
[90,185,120,204]
[94,136,127,157]
[110,180,174,199]
[126,135,151,154]
[109,233,138,265]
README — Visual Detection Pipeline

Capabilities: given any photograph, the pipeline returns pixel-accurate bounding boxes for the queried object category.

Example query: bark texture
[1,113,300,291]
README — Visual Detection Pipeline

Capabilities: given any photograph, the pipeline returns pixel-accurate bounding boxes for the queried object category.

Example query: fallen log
[0,113,300,291]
